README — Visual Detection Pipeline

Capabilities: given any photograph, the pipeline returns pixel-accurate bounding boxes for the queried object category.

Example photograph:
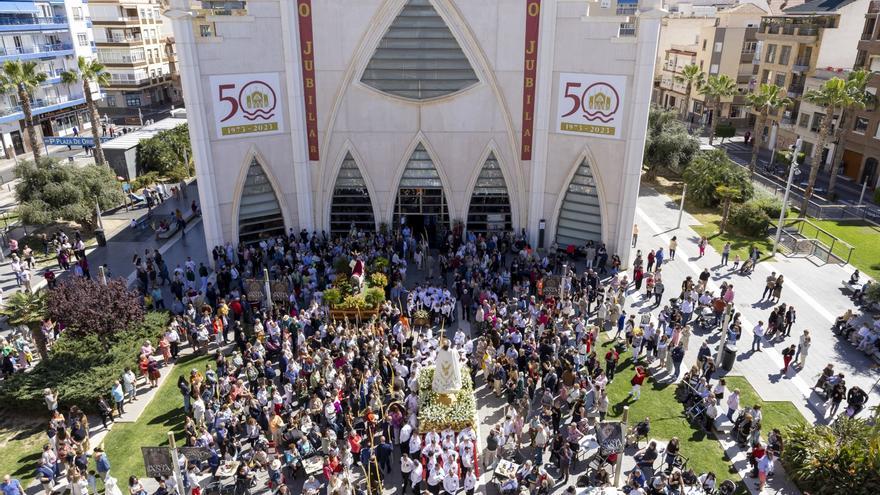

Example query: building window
[126,95,141,107]
[774,73,786,87]
[73,7,83,20]
[714,41,723,53]
[811,113,824,133]
[393,144,450,247]
[238,158,286,244]
[199,24,214,37]
[709,64,719,74]
[765,44,777,63]
[761,70,770,84]
[779,46,791,65]
[798,112,810,128]
[702,39,707,51]
[106,96,117,107]
[556,158,603,246]
[77,34,88,46]
[742,41,757,53]
[467,152,512,235]
[729,105,744,119]
[330,152,376,236]
[854,116,870,134]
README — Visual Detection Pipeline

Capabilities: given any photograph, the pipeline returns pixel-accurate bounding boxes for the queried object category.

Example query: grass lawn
[722,376,807,440]
[599,339,743,489]
[789,218,880,280]
[0,416,48,484]
[102,353,213,479]
[646,176,775,263]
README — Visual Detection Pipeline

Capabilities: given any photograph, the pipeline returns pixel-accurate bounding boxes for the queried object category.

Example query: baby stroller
[739,258,755,275]
[625,419,651,448]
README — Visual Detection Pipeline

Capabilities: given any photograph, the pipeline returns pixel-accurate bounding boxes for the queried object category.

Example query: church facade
[166,0,663,264]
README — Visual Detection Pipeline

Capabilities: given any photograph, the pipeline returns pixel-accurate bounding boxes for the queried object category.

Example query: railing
[799,26,818,36]
[106,34,143,42]
[0,42,73,56]
[193,8,248,16]
[0,15,67,26]
[787,85,805,96]
[870,0,880,13]
[619,22,636,37]
[775,218,855,265]
[616,4,638,15]
[0,95,80,117]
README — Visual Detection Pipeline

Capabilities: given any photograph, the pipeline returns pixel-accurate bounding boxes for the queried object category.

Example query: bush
[683,149,755,207]
[730,201,772,236]
[130,172,160,192]
[782,418,880,494]
[371,256,390,273]
[774,150,807,167]
[333,256,351,275]
[334,279,353,297]
[47,278,144,347]
[750,192,786,219]
[714,123,736,141]
[323,288,342,307]
[364,287,386,307]
[369,272,388,289]
[865,283,880,304]
[0,312,169,414]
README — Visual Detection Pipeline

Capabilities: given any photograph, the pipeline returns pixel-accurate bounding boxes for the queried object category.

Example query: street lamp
[772,138,802,257]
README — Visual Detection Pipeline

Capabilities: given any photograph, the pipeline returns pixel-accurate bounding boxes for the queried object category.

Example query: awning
[0,2,41,13]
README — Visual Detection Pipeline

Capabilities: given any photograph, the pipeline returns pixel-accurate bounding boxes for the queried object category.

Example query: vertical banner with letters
[297,0,319,161]
[520,0,541,160]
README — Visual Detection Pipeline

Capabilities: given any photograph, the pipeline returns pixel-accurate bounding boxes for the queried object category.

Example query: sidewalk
[632,185,880,493]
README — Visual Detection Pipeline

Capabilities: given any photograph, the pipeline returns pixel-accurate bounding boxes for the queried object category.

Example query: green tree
[0,61,47,163]
[643,106,700,178]
[135,124,192,177]
[745,83,792,175]
[14,158,124,228]
[699,74,737,145]
[801,77,849,216]
[0,290,49,360]
[826,70,873,196]
[716,184,745,233]
[682,148,755,207]
[61,56,111,166]
[675,64,705,121]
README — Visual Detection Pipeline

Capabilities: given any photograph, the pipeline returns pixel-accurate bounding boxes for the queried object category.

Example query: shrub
[782,418,880,494]
[750,192,786,219]
[714,123,736,142]
[323,288,342,308]
[683,149,755,207]
[774,150,807,167]
[338,294,371,310]
[371,256,390,273]
[334,279,353,297]
[47,277,144,348]
[369,272,388,289]
[730,201,772,236]
[0,312,169,414]
[865,283,880,304]
[130,172,160,192]
[364,287,386,307]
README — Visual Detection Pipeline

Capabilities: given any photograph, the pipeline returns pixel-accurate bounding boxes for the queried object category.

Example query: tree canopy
[682,148,754,207]
[14,158,125,228]
[135,123,192,179]
[644,106,700,177]
[46,277,144,348]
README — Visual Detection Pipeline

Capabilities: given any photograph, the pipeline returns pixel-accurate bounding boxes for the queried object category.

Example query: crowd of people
[4,217,877,495]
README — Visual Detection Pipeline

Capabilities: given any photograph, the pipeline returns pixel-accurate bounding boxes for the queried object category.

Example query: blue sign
[43,136,112,146]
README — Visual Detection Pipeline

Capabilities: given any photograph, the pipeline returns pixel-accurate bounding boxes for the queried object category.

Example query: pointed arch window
[555,158,602,246]
[238,157,285,244]
[467,152,511,235]
[330,152,376,236]
[361,0,478,100]
[393,143,449,246]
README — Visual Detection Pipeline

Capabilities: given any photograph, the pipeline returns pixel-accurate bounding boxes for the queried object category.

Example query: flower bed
[417,366,476,431]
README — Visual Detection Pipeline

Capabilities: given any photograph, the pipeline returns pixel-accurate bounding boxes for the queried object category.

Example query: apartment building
[753,0,870,163]
[0,0,97,158]
[657,44,699,114]
[89,0,181,120]
[838,0,880,188]
[688,3,766,129]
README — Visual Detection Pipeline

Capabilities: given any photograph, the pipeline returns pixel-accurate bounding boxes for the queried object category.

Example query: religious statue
[350,256,365,292]
[432,337,462,404]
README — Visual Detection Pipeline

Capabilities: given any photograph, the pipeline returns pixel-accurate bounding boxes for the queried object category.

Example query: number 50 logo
[556,73,626,140]
[210,73,285,140]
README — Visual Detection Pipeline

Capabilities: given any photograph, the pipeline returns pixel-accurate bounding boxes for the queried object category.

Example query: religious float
[323,256,388,322]
[417,338,477,431]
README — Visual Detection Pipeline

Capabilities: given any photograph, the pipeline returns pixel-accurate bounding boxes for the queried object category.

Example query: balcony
[792,58,810,72]
[0,42,74,61]
[740,51,755,63]
[616,3,638,16]
[757,23,820,43]
[618,22,636,37]
[0,95,86,124]
[787,85,805,98]
[100,34,143,44]
[870,0,880,13]
[0,15,68,31]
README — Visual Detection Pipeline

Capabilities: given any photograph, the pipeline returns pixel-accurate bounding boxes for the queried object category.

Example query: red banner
[521,0,541,160]
[297,0,319,161]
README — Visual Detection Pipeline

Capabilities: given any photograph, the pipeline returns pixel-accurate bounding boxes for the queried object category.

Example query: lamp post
[676,184,687,229]
[772,138,802,257]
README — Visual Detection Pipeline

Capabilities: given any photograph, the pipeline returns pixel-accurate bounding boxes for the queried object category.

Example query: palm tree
[0,290,49,360]
[62,56,111,166]
[826,70,873,196]
[801,77,849,216]
[716,185,743,233]
[745,83,792,175]
[0,61,47,163]
[675,64,705,123]
[699,74,737,145]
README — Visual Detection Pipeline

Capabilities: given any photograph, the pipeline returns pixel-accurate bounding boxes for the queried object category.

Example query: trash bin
[95,229,107,247]
[721,345,737,371]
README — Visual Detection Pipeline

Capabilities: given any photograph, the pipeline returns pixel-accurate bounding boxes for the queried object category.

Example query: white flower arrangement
[417,367,476,431]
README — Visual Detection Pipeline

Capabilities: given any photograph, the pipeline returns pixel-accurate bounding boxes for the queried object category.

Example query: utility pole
[772,138,802,257]
[167,432,185,495]
[676,184,687,229]
[858,179,868,206]
[613,406,629,487]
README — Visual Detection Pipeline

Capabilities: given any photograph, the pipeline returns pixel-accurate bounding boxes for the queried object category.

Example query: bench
[155,208,200,240]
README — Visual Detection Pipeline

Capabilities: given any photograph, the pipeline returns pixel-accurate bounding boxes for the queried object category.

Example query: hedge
[730,202,772,236]
[0,312,170,414]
